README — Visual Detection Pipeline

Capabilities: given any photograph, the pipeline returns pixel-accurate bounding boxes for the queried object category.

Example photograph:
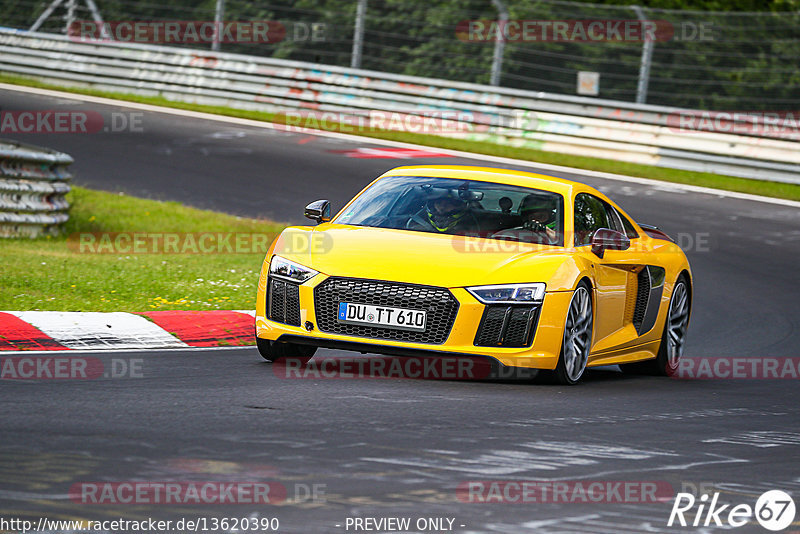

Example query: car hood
[272,224,579,290]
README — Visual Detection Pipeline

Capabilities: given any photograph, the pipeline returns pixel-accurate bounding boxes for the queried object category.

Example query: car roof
[379,165,598,198]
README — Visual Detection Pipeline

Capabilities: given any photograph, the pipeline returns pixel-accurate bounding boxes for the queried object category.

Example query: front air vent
[474,305,539,348]
[268,277,301,326]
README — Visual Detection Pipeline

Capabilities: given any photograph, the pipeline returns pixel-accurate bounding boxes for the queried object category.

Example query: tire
[256,336,317,364]
[550,281,593,385]
[620,275,690,376]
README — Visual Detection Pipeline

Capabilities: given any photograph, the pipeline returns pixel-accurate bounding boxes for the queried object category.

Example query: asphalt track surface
[2,87,800,533]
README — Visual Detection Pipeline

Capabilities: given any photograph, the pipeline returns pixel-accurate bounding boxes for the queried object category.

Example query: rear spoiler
[639,223,674,242]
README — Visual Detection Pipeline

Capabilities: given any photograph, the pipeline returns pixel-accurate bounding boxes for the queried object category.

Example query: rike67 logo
[668,490,795,531]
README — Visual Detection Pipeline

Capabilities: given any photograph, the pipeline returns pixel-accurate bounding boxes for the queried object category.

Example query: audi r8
[255,166,692,384]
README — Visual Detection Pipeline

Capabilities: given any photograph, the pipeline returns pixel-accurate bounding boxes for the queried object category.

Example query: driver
[491,194,558,243]
[406,193,479,235]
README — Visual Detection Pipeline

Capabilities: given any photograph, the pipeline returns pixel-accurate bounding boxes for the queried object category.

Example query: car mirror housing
[304,200,331,224]
[591,228,630,258]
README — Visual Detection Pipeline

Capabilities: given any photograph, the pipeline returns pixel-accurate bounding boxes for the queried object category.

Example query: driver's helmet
[425,193,468,232]
[519,194,557,227]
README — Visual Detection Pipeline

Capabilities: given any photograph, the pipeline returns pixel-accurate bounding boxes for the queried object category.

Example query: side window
[574,193,611,246]
[612,206,639,239]
[603,202,628,235]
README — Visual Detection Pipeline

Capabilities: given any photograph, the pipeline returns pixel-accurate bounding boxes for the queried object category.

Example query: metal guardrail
[0,29,798,184]
[0,138,72,237]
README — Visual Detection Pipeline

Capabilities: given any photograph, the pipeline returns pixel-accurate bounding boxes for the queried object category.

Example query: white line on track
[3,82,799,209]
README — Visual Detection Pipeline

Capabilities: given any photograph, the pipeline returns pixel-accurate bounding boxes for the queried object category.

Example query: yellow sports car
[255,166,692,384]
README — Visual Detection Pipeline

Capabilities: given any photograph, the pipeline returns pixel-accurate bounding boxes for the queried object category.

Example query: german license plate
[337,302,427,332]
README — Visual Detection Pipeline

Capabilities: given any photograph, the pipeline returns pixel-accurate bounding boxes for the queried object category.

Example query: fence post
[351,0,367,69]
[212,0,225,51]
[490,0,508,86]
[30,0,109,38]
[631,5,654,104]
[63,0,76,34]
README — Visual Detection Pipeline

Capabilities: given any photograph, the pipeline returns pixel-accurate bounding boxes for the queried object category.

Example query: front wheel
[621,276,690,376]
[551,282,593,385]
[256,337,317,364]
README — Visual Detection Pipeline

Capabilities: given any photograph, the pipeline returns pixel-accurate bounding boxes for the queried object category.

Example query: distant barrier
[0,138,72,237]
[0,29,798,184]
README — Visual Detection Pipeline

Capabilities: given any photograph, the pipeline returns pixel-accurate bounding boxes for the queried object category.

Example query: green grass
[2,72,799,201]
[0,187,284,311]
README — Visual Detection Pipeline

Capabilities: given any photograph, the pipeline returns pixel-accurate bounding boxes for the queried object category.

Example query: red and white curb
[0,311,255,352]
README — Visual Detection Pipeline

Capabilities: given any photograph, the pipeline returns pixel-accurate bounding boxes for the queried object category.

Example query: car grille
[268,277,301,326]
[313,277,459,344]
[474,305,539,347]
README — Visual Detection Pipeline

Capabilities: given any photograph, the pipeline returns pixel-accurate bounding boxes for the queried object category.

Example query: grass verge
[0,187,283,312]
[2,72,799,202]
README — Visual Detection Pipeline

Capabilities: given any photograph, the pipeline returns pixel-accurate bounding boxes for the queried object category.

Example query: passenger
[491,194,558,244]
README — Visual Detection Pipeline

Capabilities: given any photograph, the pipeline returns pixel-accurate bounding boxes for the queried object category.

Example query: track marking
[703,431,800,448]
[7,311,188,350]
[328,147,453,159]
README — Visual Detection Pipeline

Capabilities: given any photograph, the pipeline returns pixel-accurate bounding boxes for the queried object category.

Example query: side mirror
[304,200,331,224]
[591,228,630,258]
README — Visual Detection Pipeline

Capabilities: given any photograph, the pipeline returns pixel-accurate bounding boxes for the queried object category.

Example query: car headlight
[269,255,319,283]
[466,283,546,303]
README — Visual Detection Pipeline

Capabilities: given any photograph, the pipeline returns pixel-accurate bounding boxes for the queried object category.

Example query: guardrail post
[631,5,654,104]
[212,0,225,51]
[490,0,508,86]
[351,0,367,69]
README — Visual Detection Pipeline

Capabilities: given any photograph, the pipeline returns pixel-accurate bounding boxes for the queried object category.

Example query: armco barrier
[0,29,798,184]
[0,138,72,237]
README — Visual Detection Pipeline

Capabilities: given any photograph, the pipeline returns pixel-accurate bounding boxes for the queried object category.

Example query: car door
[574,193,644,353]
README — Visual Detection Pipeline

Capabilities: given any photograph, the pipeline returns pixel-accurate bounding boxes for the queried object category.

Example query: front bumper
[255,273,572,370]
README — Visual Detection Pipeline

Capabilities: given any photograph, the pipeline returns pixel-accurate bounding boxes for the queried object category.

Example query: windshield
[334,176,565,246]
